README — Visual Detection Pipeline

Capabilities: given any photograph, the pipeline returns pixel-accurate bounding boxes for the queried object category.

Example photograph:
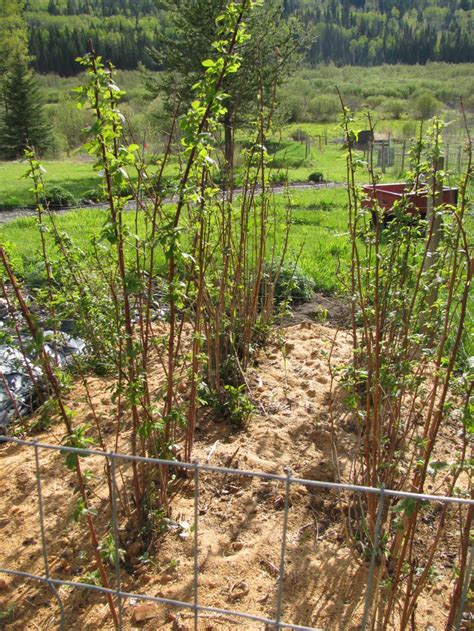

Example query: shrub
[289,128,308,142]
[269,263,315,304]
[364,95,385,110]
[278,89,309,123]
[265,140,284,154]
[269,170,287,185]
[221,384,255,427]
[412,91,441,119]
[384,98,407,119]
[308,171,324,183]
[308,94,340,122]
[43,186,76,209]
[199,379,254,427]
[80,188,105,204]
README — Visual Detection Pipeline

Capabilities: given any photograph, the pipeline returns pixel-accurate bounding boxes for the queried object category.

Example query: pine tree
[0,53,51,159]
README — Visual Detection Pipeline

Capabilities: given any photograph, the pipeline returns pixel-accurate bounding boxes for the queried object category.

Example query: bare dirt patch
[0,320,464,630]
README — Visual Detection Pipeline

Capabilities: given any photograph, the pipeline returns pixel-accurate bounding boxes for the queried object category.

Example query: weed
[272,263,315,304]
[99,533,125,568]
[0,605,16,622]
[221,384,255,427]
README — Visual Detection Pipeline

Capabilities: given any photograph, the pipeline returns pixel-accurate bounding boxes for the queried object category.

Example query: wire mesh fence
[361,140,472,180]
[0,435,473,630]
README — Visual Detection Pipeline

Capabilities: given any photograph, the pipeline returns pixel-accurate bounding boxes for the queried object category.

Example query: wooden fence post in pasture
[401,140,406,174]
[422,157,445,320]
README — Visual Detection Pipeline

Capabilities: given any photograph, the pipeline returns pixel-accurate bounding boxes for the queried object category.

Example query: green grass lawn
[0,157,182,209]
[0,159,99,209]
[0,148,349,209]
[0,141,411,209]
[0,107,468,209]
[1,186,471,361]
[0,188,349,294]
[273,188,349,293]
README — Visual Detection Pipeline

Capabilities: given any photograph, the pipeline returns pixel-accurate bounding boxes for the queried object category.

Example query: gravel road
[0,181,344,225]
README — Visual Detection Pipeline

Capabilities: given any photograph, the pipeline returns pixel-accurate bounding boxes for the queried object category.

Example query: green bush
[308,171,324,183]
[412,91,441,119]
[289,128,308,142]
[268,263,315,305]
[384,98,407,119]
[269,170,287,185]
[364,95,385,110]
[80,188,105,204]
[199,379,254,427]
[221,384,255,427]
[43,186,76,209]
[278,89,309,123]
[308,94,340,122]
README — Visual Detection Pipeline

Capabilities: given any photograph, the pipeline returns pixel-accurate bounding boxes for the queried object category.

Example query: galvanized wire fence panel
[1,436,473,631]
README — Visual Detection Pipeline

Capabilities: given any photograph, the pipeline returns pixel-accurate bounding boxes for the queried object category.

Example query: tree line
[0,0,472,160]
[287,0,474,65]
[23,0,474,75]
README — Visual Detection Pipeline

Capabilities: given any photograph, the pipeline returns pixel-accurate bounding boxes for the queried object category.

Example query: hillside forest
[0,0,473,166]
[22,0,474,75]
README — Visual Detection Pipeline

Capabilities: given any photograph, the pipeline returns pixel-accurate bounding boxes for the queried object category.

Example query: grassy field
[0,159,98,209]
[0,139,463,210]
[1,109,469,209]
[0,188,348,293]
[1,185,471,362]
[0,149,346,208]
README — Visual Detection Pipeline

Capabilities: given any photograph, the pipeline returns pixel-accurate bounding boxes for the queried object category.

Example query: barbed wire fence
[0,436,473,630]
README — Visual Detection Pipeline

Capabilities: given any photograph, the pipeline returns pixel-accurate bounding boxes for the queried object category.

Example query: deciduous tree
[0,0,28,76]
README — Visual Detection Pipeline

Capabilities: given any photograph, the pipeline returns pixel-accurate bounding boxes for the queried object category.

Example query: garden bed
[0,316,466,630]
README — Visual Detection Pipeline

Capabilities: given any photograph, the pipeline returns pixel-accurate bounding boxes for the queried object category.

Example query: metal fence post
[360,486,386,631]
[33,442,66,630]
[193,463,200,631]
[275,467,292,630]
[109,457,124,630]
[454,541,474,631]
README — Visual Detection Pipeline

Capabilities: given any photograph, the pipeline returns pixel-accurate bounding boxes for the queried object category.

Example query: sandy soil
[0,313,467,630]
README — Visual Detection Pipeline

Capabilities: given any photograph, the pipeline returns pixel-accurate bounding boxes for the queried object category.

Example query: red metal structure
[362,183,458,218]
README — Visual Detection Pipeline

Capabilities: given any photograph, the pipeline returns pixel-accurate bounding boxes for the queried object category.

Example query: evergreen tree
[0,53,51,159]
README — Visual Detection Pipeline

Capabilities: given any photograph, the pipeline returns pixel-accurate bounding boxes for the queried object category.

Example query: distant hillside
[24,0,474,75]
